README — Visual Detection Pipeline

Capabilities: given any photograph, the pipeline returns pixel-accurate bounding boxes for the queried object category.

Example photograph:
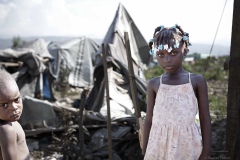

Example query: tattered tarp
[19,96,58,128]
[0,47,51,99]
[19,38,53,59]
[48,37,99,87]
[85,3,149,122]
[19,38,55,99]
[95,3,151,72]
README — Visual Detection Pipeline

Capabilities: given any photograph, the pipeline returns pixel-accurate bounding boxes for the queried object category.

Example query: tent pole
[124,32,143,147]
[102,43,113,160]
[39,73,43,99]
[78,89,88,159]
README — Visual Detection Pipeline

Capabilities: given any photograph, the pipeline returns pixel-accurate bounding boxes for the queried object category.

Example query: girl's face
[155,42,187,73]
[0,83,23,122]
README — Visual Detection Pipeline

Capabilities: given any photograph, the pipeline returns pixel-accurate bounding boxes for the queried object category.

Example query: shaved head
[0,70,18,95]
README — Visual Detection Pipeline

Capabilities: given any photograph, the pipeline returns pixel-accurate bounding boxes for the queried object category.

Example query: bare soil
[26,88,227,159]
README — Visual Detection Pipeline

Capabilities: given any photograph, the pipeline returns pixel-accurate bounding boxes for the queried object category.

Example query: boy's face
[0,83,23,122]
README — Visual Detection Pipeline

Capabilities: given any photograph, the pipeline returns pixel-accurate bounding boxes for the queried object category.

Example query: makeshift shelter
[0,38,61,130]
[0,37,100,129]
[48,37,99,88]
[85,3,150,119]
[0,38,54,100]
[81,3,151,158]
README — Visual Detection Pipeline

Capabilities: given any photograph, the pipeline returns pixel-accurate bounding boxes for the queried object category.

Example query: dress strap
[160,75,163,84]
[188,72,192,84]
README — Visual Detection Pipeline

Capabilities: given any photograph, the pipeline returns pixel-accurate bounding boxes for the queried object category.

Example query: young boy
[0,70,30,160]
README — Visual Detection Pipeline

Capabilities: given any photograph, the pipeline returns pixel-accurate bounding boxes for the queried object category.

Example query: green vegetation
[12,36,26,48]
[144,55,229,118]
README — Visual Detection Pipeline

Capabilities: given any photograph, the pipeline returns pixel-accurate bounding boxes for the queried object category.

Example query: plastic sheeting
[19,96,58,128]
[0,46,50,98]
[48,37,99,87]
[85,4,149,123]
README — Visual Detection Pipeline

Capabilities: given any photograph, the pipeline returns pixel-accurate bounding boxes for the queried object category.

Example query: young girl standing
[142,24,211,160]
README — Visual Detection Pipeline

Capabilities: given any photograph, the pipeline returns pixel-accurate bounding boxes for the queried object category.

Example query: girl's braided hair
[148,24,191,55]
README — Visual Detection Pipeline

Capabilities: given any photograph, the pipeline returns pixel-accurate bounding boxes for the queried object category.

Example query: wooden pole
[226,0,240,159]
[0,61,23,67]
[101,43,113,160]
[78,89,88,159]
[124,32,143,147]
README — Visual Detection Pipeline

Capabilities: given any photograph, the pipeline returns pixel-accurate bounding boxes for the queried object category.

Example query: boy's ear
[183,48,189,56]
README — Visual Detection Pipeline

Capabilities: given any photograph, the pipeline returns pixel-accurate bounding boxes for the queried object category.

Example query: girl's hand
[198,149,211,160]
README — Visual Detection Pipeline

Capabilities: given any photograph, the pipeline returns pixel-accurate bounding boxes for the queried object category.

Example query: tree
[12,36,26,48]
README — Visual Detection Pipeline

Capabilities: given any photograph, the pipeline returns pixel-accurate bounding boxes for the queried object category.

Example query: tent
[0,37,100,129]
[81,3,151,158]
[85,3,150,122]
[0,38,54,100]
[0,37,100,99]
[48,37,99,88]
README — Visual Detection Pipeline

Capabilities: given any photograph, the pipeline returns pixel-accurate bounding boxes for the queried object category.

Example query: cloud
[0,0,76,37]
[0,0,234,46]
[0,0,119,38]
[0,2,16,25]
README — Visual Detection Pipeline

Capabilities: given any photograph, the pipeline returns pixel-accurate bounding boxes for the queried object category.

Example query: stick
[124,32,143,148]
[0,61,23,67]
[102,43,113,160]
[78,89,88,159]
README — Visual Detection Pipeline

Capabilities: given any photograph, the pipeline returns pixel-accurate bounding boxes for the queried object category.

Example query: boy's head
[0,70,23,122]
[149,24,191,56]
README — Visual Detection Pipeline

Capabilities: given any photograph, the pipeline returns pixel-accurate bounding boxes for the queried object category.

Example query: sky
[0,0,234,47]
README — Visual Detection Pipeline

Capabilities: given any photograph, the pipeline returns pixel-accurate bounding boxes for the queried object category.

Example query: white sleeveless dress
[144,73,202,160]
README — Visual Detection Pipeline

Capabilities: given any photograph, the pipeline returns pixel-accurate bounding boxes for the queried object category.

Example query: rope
[204,0,228,74]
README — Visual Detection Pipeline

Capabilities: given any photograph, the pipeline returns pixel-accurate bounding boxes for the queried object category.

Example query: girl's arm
[195,74,212,159]
[142,79,156,155]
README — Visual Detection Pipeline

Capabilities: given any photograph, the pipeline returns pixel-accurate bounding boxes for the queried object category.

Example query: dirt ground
[27,119,226,160]
[27,118,227,160]
[25,88,144,160]
[28,129,144,160]
[25,88,227,160]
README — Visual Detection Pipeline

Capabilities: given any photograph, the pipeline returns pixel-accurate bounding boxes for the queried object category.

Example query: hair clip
[174,41,179,48]
[160,25,164,30]
[182,36,188,41]
[167,47,172,52]
[163,44,168,50]
[149,39,154,43]
[158,44,163,50]
[149,50,154,55]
